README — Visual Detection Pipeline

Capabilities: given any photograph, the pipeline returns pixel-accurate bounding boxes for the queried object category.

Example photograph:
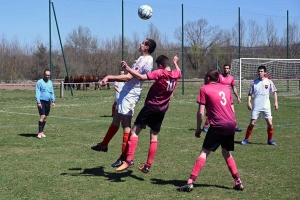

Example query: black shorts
[134,106,165,133]
[202,127,235,152]
[38,100,51,116]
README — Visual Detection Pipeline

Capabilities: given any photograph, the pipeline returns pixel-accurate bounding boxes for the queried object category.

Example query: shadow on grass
[100,115,113,118]
[234,141,266,145]
[150,178,232,190]
[19,133,37,137]
[60,166,144,182]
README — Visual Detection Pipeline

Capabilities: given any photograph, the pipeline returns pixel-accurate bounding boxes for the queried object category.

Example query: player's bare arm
[247,94,252,110]
[195,104,205,138]
[101,73,133,86]
[232,86,241,104]
[121,61,148,81]
[173,56,181,71]
[273,91,279,110]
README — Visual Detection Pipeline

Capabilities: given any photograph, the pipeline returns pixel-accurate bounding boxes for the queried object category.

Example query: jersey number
[167,79,176,91]
[219,91,227,106]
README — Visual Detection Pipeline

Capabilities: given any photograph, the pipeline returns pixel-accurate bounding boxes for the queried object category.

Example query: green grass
[0,85,299,200]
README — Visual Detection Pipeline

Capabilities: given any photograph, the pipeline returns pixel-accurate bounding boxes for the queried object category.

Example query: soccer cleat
[36,134,42,139]
[91,143,108,152]
[241,139,248,145]
[267,140,276,146]
[234,183,244,191]
[202,126,209,133]
[177,183,194,192]
[138,165,150,174]
[115,160,134,172]
[111,156,125,168]
[235,127,243,132]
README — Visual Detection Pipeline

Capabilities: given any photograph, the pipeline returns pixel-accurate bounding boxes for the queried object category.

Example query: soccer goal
[231,58,300,98]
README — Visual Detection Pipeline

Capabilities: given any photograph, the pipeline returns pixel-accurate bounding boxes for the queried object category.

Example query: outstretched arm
[121,61,148,81]
[173,55,181,71]
[101,73,133,86]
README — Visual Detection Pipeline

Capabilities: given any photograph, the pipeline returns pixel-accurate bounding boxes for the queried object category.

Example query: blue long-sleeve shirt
[35,78,56,104]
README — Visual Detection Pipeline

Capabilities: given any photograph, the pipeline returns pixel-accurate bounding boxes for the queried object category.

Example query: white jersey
[248,78,277,111]
[114,81,125,102]
[121,55,153,96]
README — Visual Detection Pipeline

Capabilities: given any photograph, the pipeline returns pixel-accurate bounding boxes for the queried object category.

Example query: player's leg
[37,101,49,138]
[115,124,143,171]
[111,102,117,117]
[241,110,259,145]
[111,115,132,167]
[221,134,244,191]
[138,110,164,173]
[138,130,158,173]
[91,112,121,152]
[178,128,220,192]
[264,111,276,145]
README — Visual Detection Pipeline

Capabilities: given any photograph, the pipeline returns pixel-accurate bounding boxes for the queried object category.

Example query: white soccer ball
[138,5,153,20]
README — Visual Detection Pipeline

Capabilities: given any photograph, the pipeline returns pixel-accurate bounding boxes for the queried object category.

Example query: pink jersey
[219,73,235,88]
[197,83,236,132]
[145,69,182,112]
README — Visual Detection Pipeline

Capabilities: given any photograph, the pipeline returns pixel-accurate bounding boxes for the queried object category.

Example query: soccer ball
[138,5,153,20]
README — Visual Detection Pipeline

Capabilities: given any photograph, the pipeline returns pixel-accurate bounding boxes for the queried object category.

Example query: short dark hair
[145,38,156,54]
[206,70,219,82]
[155,55,170,67]
[223,64,231,69]
[258,65,267,72]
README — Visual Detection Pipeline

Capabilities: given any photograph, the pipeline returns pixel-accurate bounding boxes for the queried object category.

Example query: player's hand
[173,55,179,64]
[274,103,278,110]
[121,61,129,69]
[37,103,42,110]
[237,98,241,104]
[52,102,56,108]
[195,128,202,138]
[247,103,252,110]
[101,77,108,86]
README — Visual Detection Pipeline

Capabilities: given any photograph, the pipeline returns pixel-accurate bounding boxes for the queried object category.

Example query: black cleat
[138,165,150,174]
[177,184,194,192]
[91,143,108,152]
[234,183,244,191]
[111,156,125,168]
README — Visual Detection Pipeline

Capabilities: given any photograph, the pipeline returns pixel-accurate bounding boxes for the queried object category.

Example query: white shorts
[251,109,272,119]
[117,92,141,116]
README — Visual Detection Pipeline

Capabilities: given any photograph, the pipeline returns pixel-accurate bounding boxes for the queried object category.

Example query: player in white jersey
[111,70,125,117]
[241,65,278,146]
[91,38,157,167]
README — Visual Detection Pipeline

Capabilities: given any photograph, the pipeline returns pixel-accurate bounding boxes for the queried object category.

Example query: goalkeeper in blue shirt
[35,69,56,139]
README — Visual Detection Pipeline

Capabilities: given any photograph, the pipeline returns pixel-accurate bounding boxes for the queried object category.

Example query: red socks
[190,157,206,182]
[145,140,158,167]
[101,124,119,146]
[268,127,274,141]
[126,136,138,162]
[245,125,253,140]
[121,132,130,158]
[226,156,239,180]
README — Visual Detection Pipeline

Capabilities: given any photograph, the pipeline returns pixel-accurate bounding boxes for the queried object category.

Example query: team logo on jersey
[265,85,268,89]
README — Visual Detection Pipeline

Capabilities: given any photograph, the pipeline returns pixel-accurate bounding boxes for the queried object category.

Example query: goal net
[231,58,300,97]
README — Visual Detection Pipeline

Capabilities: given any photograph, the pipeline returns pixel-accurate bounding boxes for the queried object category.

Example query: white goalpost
[231,58,300,98]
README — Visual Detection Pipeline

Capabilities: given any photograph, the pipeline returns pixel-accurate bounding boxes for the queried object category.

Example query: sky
[0,0,299,47]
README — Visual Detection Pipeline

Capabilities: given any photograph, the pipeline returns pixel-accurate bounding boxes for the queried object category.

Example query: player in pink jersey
[91,38,157,168]
[115,55,182,173]
[241,65,278,146]
[202,64,242,132]
[177,70,244,192]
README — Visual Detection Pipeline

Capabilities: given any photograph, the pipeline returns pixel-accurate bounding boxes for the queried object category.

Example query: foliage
[0,86,299,200]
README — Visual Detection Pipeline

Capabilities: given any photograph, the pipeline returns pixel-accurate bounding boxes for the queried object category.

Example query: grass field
[0,85,299,200]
